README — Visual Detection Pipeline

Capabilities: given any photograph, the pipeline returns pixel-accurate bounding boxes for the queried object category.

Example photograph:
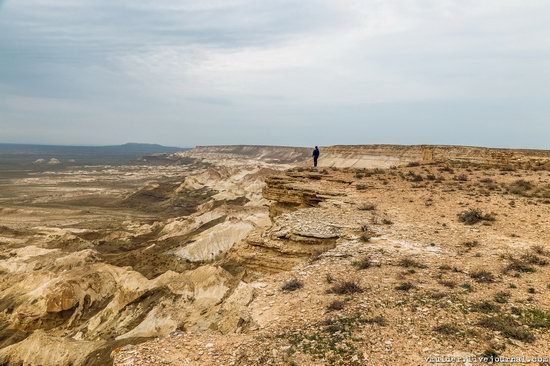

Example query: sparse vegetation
[365,316,387,326]
[503,257,536,274]
[356,183,367,191]
[470,270,495,283]
[283,314,368,366]
[353,257,373,270]
[508,179,534,196]
[471,301,500,313]
[433,324,460,335]
[358,203,376,211]
[458,208,495,225]
[463,240,479,248]
[521,308,550,328]
[359,232,372,242]
[282,278,303,292]
[328,281,363,295]
[398,258,428,269]
[477,315,535,343]
[325,273,335,284]
[326,300,345,312]
[395,282,415,291]
[494,291,511,304]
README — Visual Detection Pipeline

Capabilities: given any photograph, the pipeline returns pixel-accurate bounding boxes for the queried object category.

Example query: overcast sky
[1,0,549,148]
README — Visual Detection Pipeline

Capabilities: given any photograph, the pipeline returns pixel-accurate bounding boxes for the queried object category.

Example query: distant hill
[0,142,186,155]
[0,143,189,169]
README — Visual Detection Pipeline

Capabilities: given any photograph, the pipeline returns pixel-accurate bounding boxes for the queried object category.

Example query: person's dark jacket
[313,148,320,158]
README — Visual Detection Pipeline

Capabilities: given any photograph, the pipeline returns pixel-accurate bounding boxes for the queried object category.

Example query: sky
[0,0,549,148]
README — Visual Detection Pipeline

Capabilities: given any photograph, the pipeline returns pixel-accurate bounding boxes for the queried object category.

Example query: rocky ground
[114,159,550,366]
[0,146,549,366]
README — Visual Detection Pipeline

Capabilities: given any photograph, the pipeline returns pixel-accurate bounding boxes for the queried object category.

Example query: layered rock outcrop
[226,171,370,276]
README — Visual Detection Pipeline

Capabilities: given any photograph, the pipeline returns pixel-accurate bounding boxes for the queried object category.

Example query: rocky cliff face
[226,171,371,276]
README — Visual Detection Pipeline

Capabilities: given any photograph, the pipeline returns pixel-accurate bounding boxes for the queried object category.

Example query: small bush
[326,300,345,312]
[325,273,335,284]
[358,203,376,211]
[521,308,550,328]
[503,258,536,274]
[356,183,367,191]
[406,171,423,182]
[353,257,373,270]
[508,179,534,195]
[365,316,387,326]
[328,281,363,295]
[455,174,469,182]
[458,208,495,225]
[532,245,550,257]
[470,270,495,283]
[481,349,499,358]
[478,316,535,343]
[471,301,500,313]
[359,233,372,242]
[406,161,420,167]
[463,240,479,248]
[438,280,456,288]
[520,253,548,266]
[433,324,460,335]
[494,291,511,304]
[281,278,303,292]
[398,258,428,269]
[395,282,415,291]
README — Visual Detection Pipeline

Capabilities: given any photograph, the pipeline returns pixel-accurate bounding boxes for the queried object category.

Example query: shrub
[438,280,456,288]
[326,300,345,312]
[395,282,415,291]
[365,316,387,326]
[358,203,376,211]
[398,258,428,269]
[532,245,550,257]
[433,324,460,335]
[359,233,372,242]
[406,171,423,182]
[508,179,534,195]
[328,281,363,295]
[463,240,479,248]
[406,161,420,167]
[521,308,550,328]
[520,253,548,266]
[455,174,468,182]
[478,316,535,343]
[471,301,500,313]
[458,208,495,225]
[356,183,367,191]
[470,270,495,283]
[503,258,536,274]
[282,278,303,292]
[494,291,511,304]
[353,257,373,270]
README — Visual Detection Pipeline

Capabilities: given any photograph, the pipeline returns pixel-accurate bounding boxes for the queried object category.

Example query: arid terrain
[0,145,549,366]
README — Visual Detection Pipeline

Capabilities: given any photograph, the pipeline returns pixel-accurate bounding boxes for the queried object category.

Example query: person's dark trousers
[313,157,318,167]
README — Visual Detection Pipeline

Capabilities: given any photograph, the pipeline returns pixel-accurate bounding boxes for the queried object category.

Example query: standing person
[312,146,320,167]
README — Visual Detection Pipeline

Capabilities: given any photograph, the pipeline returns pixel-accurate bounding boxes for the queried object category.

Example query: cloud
[1,0,549,147]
